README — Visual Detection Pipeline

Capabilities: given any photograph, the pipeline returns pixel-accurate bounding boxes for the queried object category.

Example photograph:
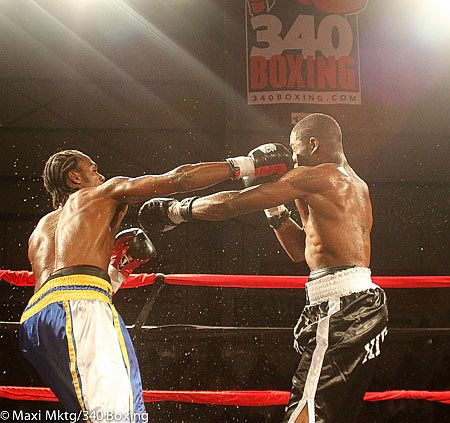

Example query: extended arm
[138,169,308,234]
[101,162,233,204]
[187,163,335,221]
[97,143,293,204]
[138,164,333,232]
[190,178,299,221]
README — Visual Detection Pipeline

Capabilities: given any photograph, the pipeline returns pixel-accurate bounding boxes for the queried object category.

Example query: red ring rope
[1,387,449,405]
[1,270,449,289]
[2,270,449,408]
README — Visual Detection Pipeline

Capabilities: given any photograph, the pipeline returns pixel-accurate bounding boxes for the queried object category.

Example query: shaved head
[290,114,344,165]
[291,113,342,149]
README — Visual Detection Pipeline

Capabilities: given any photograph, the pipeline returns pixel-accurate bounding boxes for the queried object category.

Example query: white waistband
[305,267,379,305]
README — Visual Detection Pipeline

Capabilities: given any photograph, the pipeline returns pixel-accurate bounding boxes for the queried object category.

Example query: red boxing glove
[108,228,156,293]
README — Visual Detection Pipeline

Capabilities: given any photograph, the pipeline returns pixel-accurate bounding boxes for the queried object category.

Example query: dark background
[0,0,449,421]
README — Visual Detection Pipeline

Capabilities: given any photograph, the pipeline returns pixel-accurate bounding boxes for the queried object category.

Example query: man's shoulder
[30,209,61,243]
[80,177,128,200]
[71,183,119,203]
[307,163,365,184]
[287,163,341,183]
[38,209,61,226]
[274,164,333,198]
[69,188,123,219]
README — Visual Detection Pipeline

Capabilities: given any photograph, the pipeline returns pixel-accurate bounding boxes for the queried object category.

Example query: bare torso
[295,163,372,270]
[28,188,127,292]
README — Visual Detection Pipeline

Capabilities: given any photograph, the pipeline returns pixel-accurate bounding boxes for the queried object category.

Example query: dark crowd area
[0,0,449,421]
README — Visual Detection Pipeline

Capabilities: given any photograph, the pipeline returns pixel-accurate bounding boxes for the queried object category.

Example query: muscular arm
[271,218,306,263]
[190,174,308,262]
[190,165,331,221]
[99,162,234,204]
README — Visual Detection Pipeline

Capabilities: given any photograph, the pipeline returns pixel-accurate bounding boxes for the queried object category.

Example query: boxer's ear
[67,170,82,187]
[309,137,319,155]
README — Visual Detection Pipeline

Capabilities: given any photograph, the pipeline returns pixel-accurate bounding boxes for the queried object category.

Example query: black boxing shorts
[283,267,388,423]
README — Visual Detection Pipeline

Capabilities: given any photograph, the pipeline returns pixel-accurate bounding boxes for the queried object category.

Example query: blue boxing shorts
[19,265,146,423]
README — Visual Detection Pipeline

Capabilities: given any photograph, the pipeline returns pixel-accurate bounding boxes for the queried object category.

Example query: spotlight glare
[415,0,450,43]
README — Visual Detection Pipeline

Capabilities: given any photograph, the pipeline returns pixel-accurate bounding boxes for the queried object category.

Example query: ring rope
[2,270,450,408]
[1,387,450,405]
[1,270,449,289]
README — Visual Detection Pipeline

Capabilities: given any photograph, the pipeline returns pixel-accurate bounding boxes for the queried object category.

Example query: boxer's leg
[20,302,88,413]
[284,289,387,423]
[69,300,135,420]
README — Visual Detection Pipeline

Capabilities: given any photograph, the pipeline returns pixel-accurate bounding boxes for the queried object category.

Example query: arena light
[414,0,450,43]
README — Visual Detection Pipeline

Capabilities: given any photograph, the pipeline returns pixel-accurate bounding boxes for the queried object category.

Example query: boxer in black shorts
[287,266,387,422]
[142,113,388,423]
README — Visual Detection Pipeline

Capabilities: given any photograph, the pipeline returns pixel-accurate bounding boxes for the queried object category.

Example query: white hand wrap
[227,156,255,179]
[264,205,291,229]
[167,201,186,225]
[264,205,288,218]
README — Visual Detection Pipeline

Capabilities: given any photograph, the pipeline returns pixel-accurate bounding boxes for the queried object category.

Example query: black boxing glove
[109,228,156,293]
[138,197,198,233]
[227,143,293,185]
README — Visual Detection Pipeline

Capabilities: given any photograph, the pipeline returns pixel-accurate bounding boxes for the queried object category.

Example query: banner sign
[246,0,368,105]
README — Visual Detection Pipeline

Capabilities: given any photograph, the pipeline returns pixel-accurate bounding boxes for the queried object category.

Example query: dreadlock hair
[43,150,85,209]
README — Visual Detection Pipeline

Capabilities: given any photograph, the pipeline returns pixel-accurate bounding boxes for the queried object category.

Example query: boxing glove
[108,228,156,293]
[227,143,294,182]
[138,197,197,233]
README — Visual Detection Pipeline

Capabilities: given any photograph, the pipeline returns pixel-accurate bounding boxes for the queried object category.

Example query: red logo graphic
[248,0,368,16]
[247,0,276,17]
[297,0,368,14]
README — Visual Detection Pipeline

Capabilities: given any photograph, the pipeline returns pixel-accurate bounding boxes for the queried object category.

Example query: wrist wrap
[266,208,291,229]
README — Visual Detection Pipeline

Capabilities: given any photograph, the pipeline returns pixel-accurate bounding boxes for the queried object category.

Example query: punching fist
[138,197,197,233]
[108,228,156,293]
[227,143,294,182]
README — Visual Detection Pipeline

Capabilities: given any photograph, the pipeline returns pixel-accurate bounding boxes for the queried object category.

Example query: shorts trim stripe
[111,304,135,422]
[25,285,111,311]
[20,290,111,323]
[63,301,89,419]
[26,275,112,306]
[288,298,341,423]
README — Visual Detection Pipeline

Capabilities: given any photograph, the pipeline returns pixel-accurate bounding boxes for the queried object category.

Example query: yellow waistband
[20,274,113,324]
